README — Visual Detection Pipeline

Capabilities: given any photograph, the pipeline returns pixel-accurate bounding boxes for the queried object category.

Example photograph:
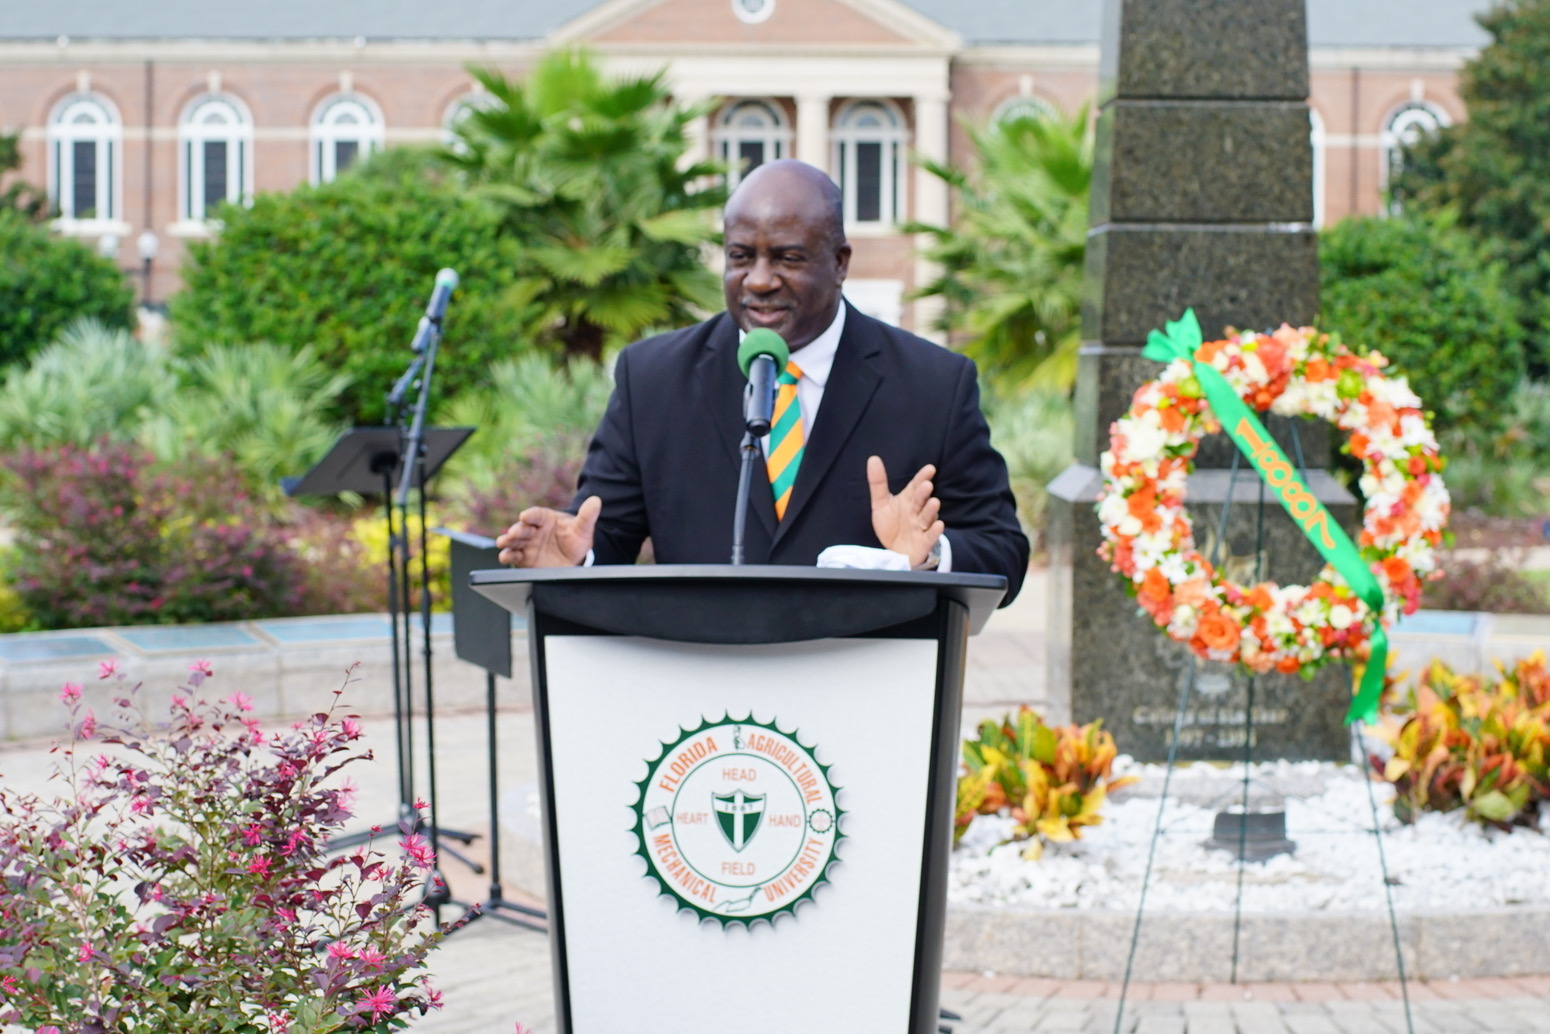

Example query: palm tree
[442,51,726,362]
[909,108,1093,391]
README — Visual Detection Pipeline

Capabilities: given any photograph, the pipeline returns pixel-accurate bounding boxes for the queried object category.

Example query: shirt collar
[734,302,845,386]
[788,301,845,388]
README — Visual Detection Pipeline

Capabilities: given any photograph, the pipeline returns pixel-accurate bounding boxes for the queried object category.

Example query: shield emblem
[712,789,766,852]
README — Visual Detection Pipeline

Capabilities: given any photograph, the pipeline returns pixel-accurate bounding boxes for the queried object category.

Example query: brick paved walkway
[412,917,1550,1033]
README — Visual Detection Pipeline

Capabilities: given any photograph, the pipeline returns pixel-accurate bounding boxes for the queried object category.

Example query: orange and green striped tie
[767,361,804,519]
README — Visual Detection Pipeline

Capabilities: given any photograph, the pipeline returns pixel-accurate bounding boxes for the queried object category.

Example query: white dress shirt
[743,300,952,572]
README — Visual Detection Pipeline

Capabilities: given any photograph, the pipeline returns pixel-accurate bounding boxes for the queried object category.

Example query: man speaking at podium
[496,159,1029,603]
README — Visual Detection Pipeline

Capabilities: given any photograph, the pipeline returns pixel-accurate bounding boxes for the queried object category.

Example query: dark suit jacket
[572,303,1030,603]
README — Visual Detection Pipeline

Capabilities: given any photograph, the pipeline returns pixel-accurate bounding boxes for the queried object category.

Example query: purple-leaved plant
[0,661,471,1033]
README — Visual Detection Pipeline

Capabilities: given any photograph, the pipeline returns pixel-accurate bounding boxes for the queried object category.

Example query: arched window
[1380,101,1449,197]
[992,95,1058,125]
[442,91,496,149]
[1309,107,1326,229]
[48,93,121,224]
[832,100,906,227]
[310,94,383,185]
[713,100,791,188]
[180,95,252,222]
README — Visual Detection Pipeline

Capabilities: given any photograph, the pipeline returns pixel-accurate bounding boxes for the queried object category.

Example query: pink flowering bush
[0,662,465,1032]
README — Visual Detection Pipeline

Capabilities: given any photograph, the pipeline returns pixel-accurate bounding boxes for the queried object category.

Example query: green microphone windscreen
[737,328,790,378]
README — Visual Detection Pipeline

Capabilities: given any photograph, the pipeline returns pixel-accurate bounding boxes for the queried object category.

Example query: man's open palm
[867,456,943,568]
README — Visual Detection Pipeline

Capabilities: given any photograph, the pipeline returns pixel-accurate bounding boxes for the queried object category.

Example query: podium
[471,566,1006,1034]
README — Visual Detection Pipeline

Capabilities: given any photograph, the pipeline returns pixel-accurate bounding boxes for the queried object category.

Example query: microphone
[409,268,460,355]
[738,328,790,437]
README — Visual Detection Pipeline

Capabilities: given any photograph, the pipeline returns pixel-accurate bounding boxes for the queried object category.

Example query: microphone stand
[731,366,774,566]
[731,430,760,567]
[394,304,482,920]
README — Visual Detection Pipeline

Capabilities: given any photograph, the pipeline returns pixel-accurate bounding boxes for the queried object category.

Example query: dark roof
[0,0,1494,47]
[0,0,599,42]
[900,0,1490,47]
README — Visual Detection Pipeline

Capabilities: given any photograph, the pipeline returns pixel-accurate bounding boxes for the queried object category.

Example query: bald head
[726,160,845,250]
[722,160,852,350]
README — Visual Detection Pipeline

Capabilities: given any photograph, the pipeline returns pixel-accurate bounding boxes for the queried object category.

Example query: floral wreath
[1097,323,1449,682]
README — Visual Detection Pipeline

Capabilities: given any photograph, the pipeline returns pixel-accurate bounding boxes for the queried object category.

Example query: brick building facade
[0,0,1488,331]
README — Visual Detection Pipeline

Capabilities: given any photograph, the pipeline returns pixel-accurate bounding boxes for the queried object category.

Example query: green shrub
[0,210,135,368]
[1437,378,1550,517]
[0,322,352,505]
[436,353,611,514]
[137,341,352,506]
[0,320,168,451]
[170,150,533,425]
[982,388,1074,550]
[1319,211,1525,439]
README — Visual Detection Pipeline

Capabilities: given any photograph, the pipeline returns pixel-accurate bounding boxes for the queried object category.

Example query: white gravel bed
[949,758,1550,914]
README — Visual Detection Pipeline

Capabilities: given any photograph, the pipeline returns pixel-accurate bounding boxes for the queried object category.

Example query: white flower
[1124,420,1169,461]
[1328,604,1355,630]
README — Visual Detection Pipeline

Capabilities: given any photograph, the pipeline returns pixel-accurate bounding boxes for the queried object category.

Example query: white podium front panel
[544,635,939,1034]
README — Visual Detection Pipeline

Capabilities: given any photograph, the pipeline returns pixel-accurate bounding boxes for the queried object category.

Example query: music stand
[285,426,477,858]
[434,528,548,934]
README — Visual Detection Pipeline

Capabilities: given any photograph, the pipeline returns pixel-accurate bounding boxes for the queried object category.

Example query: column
[911,93,950,343]
[679,94,712,171]
[795,93,830,174]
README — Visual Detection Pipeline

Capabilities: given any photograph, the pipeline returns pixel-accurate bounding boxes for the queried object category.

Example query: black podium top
[468,565,1007,645]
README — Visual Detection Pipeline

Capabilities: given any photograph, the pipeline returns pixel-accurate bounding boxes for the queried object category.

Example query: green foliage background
[442,51,725,361]
[1390,0,1550,370]
[169,152,530,425]
[0,210,135,369]
[1318,211,1525,439]
[909,108,1092,391]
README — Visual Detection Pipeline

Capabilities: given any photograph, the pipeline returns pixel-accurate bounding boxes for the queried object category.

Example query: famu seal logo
[632,716,843,925]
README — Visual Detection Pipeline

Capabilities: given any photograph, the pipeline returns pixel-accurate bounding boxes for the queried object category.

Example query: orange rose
[1196,611,1241,651]
[1140,567,1171,602]
[1244,585,1275,611]
[1174,578,1212,608]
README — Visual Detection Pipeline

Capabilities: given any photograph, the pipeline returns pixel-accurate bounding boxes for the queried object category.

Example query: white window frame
[442,91,497,149]
[309,94,384,185]
[1379,100,1450,204]
[713,99,792,189]
[731,0,775,24]
[47,93,122,230]
[992,95,1059,125]
[178,94,253,224]
[1309,107,1326,229]
[831,99,907,230]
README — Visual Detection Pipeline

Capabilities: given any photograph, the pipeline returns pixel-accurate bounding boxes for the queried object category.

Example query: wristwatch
[917,538,942,571]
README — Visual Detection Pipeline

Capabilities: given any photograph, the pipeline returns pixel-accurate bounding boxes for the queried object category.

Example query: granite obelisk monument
[1046,0,1358,762]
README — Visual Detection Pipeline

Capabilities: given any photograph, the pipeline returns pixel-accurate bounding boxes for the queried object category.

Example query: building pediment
[552,0,960,50]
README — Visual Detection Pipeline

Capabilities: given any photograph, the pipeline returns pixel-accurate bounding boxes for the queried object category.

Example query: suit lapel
[773,304,881,546]
[702,314,778,544]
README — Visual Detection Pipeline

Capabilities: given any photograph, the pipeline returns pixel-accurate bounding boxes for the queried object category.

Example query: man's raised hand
[866,456,943,569]
[495,495,602,568]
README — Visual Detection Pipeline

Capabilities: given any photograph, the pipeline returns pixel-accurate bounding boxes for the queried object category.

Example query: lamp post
[136,229,159,308]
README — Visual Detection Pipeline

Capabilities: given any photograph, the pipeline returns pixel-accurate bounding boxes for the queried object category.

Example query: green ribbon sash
[1142,309,1387,725]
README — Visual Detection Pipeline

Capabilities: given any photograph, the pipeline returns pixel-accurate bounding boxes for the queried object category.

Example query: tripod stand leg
[443,671,549,938]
